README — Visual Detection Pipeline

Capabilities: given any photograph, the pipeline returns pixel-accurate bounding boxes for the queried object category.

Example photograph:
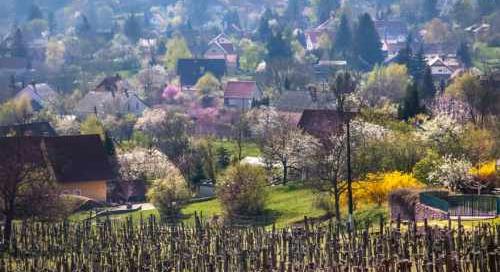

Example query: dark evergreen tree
[216,146,231,170]
[353,13,384,69]
[334,14,352,58]
[285,0,303,26]
[457,41,472,68]
[398,82,424,120]
[104,131,116,157]
[76,14,92,38]
[409,46,427,80]
[223,9,241,32]
[420,66,436,99]
[12,28,27,58]
[422,0,438,21]
[395,35,413,67]
[185,0,209,27]
[258,8,273,42]
[124,14,142,43]
[266,30,293,60]
[316,0,339,23]
[28,4,43,21]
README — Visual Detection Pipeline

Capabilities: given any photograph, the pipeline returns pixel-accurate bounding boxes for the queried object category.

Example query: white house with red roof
[204,33,238,73]
[223,81,261,110]
[305,17,335,51]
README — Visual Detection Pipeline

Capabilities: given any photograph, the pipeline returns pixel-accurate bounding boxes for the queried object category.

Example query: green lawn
[213,139,261,158]
[70,184,325,228]
[473,42,500,69]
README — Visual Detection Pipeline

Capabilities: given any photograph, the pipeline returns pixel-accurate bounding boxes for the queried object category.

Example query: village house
[274,88,336,113]
[305,17,335,51]
[297,109,349,140]
[427,55,462,82]
[177,58,226,89]
[0,135,114,202]
[75,75,148,118]
[15,83,59,111]
[204,33,238,73]
[0,121,57,137]
[223,81,261,110]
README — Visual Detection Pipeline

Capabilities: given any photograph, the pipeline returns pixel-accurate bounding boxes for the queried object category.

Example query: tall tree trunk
[333,182,341,223]
[282,161,288,185]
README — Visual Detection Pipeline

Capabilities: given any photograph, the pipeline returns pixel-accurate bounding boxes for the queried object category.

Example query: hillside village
[0,0,500,270]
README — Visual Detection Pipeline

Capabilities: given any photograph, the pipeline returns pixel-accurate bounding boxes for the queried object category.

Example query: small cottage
[223,81,261,110]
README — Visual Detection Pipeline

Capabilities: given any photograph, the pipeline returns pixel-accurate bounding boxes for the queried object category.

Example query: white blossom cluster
[118,147,179,182]
[427,155,473,192]
[416,113,463,143]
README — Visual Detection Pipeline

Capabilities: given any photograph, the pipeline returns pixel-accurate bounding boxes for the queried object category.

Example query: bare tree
[310,133,347,222]
[0,138,52,250]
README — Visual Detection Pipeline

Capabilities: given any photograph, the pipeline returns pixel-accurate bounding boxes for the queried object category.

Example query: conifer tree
[316,0,339,23]
[399,82,424,120]
[12,28,27,58]
[353,13,384,69]
[124,14,142,43]
[420,66,436,99]
[258,8,273,42]
[457,41,472,68]
[28,4,43,21]
[334,14,352,58]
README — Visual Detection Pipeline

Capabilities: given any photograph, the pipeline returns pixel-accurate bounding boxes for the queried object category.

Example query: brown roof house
[298,109,353,140]
[0,121,57,137]
[0,135,114,202]
[223,81,262,110]
[204,33,238,73]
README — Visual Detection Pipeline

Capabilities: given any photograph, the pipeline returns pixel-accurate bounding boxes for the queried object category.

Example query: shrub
[217,164,267,217]
[147,170,190,219]
[352,171,423,206]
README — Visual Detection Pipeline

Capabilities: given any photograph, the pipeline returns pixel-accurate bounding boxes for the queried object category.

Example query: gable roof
[177,58,226,87]
[0,122,57,137]
[0,135,114,183]
[207,33,236,55]
[274,90,336,112]
[75,91,148,117]
[15,83,59,109]
[298,110,349,139]
[224,81,258,99]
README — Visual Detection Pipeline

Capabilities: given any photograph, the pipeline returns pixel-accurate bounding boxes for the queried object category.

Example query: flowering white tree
[250,107,319,184]
[427,156,474,192]
[417,113,463,143]
[117,147,176,182]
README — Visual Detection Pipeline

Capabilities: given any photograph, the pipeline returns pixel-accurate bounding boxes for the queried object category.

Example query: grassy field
[473,42,500,69]
[213,139,261,158]
[70,183,325,228]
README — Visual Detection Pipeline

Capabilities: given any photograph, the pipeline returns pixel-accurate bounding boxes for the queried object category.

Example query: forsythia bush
[217,164,267,217]
[352,171,423,206]
[470,161,498,183]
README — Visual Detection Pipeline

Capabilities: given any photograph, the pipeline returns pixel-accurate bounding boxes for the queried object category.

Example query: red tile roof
[224,81,257,99]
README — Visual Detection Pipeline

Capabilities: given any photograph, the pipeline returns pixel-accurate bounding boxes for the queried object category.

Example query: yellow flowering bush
[350,171,423,206]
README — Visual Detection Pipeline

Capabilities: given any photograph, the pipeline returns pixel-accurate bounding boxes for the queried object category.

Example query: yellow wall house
[41,135,114,201]
[41,135,114,202]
